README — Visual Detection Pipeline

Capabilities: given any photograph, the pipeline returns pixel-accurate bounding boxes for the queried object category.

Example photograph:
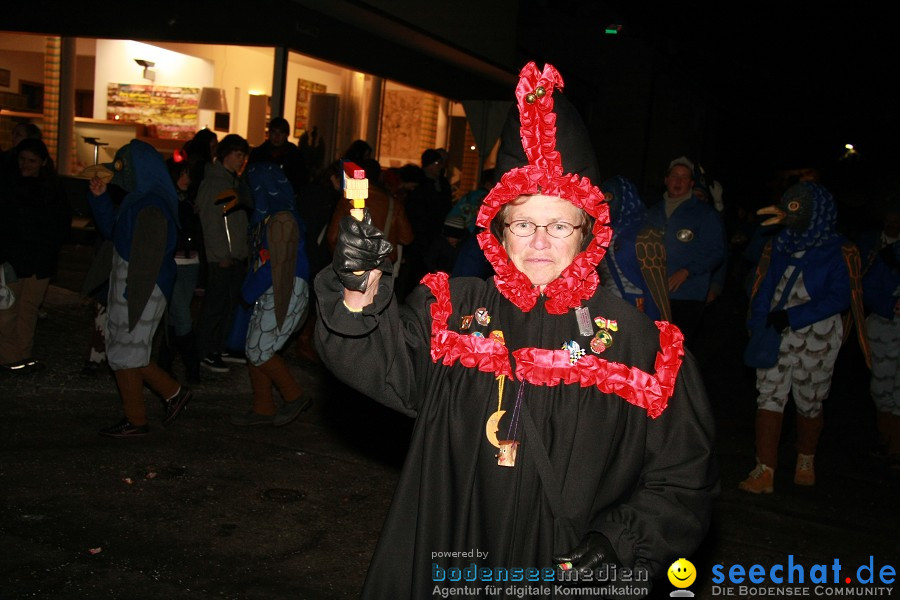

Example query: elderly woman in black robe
[315,63,718,599]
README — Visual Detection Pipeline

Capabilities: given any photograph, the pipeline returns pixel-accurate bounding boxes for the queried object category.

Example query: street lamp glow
[844,143,854,151]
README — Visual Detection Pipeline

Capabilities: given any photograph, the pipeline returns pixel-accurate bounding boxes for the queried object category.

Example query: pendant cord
[506,381,525,441]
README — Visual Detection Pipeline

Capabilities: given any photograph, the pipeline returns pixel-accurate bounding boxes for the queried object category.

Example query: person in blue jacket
[599,175,670,322]
[230,162,311,427]
[88,139,192,437]
[739,181,859,493]
[646,157,725,347]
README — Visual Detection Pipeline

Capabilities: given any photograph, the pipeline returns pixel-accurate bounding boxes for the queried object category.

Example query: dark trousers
[196,261,246,358]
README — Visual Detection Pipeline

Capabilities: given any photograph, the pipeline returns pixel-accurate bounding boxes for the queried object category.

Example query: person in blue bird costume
[229,162,312,427]
[861,232,900,464]
[88,139,192,437]
[740,181,868,492]
[598,175,671,322]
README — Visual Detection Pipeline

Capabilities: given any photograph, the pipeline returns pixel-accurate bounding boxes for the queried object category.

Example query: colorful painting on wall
[380,89,439,167]
[295,78,327,137]
[106,84,200,140]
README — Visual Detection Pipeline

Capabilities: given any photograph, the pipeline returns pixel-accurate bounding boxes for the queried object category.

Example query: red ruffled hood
[476,62,612,315]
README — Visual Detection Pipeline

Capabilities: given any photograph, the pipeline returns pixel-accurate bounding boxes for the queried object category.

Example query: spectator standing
[446,168,495,234]
[196,134,251,373]
[298,125,325,177]
[342,139,373,166]
[2,122,48,177]
[183,128,218,207]
[0,138,71,372]
[156,157,202,383]
[400,149,453,299]
[248,117,308,193]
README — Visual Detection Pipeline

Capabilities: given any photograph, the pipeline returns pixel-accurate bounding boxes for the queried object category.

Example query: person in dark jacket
[248,117,308,194]
[0,138,71,372]
[315,62,717,599]
[156,157,203,382]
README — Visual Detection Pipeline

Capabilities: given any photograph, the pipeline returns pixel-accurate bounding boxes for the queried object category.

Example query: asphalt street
[1,240,897,599]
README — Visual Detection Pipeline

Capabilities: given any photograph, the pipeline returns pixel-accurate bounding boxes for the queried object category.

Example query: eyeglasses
[504,220,577,238]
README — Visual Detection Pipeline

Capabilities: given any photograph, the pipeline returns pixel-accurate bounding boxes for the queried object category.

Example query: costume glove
[552,532,618,578]
[766,309,790,332]
[333,209,393,292]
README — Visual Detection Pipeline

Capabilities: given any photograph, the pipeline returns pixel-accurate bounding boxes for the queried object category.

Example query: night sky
[519,1,898,213]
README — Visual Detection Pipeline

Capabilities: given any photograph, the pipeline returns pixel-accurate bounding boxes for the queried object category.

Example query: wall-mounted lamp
[134,59,156,82]
[198,87,228,112]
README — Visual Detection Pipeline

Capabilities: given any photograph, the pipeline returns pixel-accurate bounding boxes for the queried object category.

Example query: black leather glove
[333,209,393,292]
[552,532,618,581]
[766,309,790,332]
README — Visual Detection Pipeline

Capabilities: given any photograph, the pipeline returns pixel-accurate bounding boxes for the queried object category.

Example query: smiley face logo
[667,558,696,588]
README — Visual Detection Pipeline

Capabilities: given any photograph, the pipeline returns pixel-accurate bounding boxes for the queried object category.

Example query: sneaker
[23,358,45,372]
[230,410,275,426]
[220,350,247,364]
[162,386,193,426]
[100,418,149,438]
[794,454,815,486]
[2,360,30,373]
[738,463,774,494]
[273,396,313,427]
[200,353,229,373]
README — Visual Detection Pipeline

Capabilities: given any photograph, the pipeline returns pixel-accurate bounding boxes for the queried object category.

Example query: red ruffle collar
[422,272,682,418]
[475,62,612,315]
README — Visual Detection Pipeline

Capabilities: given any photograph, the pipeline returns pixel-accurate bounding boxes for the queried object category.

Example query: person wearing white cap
[646,156,726,349]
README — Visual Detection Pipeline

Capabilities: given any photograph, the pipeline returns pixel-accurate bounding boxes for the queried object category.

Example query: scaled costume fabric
[862,240,900,414]
[599,176,669,321]
[315,63,717,599]
[106,251,166,370]
[242,162,310,366]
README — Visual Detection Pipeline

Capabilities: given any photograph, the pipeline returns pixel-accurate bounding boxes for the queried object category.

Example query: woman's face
[501,194,585,288]
[18,150,45,178]
[176,169,191,192]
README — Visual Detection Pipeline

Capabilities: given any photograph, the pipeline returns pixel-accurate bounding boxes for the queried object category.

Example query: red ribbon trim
[422,273,684,418]
[423,272,513,379]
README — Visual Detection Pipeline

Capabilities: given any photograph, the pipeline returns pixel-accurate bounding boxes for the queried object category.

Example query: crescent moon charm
[485,410,506,448]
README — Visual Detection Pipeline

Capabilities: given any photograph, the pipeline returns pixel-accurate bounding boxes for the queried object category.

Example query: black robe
[315,268,718,599]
